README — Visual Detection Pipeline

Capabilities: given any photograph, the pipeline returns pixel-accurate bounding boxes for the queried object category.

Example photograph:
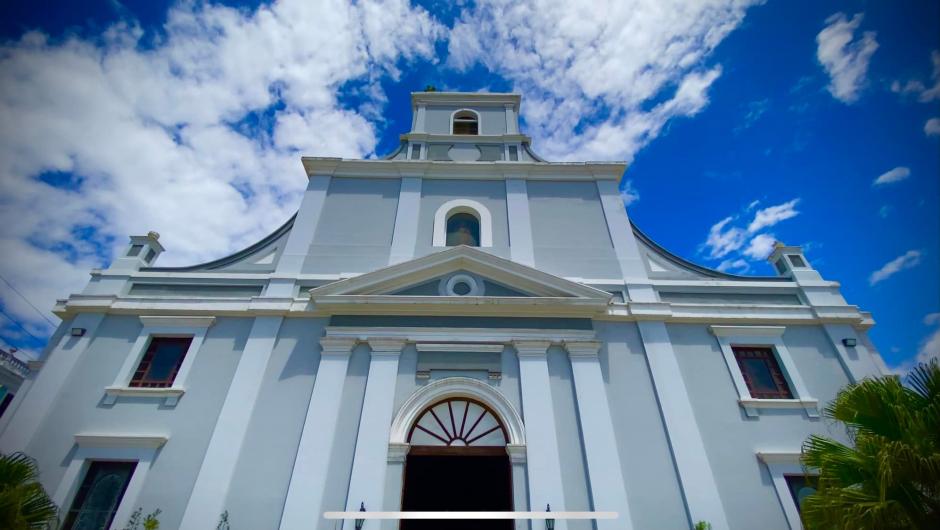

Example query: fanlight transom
[407,398,508,447]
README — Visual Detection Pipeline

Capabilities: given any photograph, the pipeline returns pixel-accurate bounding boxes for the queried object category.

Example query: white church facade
[0,91,887,530]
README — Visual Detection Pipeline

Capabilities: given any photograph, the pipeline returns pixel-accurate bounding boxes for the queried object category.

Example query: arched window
[446,212,480,247]
[408,398,508,447]
[452,110,479,135]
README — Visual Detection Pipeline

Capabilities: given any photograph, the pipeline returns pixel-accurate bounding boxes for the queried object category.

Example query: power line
[0,272,57,327]
[0,307,43,343]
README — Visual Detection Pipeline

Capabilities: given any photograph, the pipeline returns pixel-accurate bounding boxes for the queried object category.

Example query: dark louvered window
[733,346,793,399]
[129,336,192,388]
[63,461,136,530]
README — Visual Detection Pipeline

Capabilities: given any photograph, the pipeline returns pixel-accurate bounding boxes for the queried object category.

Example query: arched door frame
[390,377,527,525]
[390,377,526,450]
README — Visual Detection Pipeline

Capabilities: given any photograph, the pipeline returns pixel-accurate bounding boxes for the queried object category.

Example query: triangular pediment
[309,246,611,316]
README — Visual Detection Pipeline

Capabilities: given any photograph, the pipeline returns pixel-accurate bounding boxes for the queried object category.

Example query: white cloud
[872,166,911,186]
[716,258,749,273]
[703,217,747,259]
[890,312,940,374]
[895,51,940,103]
[915,313,940,365]
[747,199,800,233]
[816,12,879,104]
[742,233,777,260]
[925,118,940,137]
[447,0,761,162]
[868,250,922,285]
[620,180,640,206]
[700,198,801,266]
[879,205,892,218]
[921,51,940,102]
[0,0,443,336]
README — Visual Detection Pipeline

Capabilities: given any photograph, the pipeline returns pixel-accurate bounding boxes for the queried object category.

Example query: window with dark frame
[784,474,817,513]
[129,336,193,388]
[63,460,136,530]
[732,346,793,399]
[0,391,14,418]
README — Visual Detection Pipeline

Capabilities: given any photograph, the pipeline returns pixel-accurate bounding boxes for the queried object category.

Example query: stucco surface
[528,181,621,279]
[414,179,510,259]
[29,316,250,529]
[224,317,328,528]
[303,177,399,274]
[668,323,853,530]
[594,321,690,529]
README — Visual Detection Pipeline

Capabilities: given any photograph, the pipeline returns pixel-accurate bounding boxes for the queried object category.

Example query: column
[565,341,634,530]
[0,312,104,452]
[266,175,331,298]
[513,340,567,530]
[179,316,283,530]
[388,177,422,265]
[279,337,357,530]
[506,177,535,267]
[343,338,406,529]
[638,321,729,530]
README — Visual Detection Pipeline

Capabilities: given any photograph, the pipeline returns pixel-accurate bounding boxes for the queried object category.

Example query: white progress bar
[324,511,618,520]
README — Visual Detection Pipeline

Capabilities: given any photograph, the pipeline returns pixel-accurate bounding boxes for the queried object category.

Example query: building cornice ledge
[757,451,803,465]
[301,157,626,181]
[74,433,168,449]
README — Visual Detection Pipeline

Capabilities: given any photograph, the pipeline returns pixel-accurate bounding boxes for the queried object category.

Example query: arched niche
[432,199,494,248]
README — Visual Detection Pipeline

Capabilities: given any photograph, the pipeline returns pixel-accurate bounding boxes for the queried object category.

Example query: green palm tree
[800,361,940,529]
[0,452,59,529]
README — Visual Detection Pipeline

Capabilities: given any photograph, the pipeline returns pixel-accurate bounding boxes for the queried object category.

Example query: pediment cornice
[308,246,612,316]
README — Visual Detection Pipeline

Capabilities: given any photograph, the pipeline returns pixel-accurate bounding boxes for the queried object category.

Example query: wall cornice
[53,294,874,329]
[300,157,626,182]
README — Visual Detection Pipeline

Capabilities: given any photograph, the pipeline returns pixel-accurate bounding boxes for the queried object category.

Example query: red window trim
[129,336,192,388]
[732,345,793,399]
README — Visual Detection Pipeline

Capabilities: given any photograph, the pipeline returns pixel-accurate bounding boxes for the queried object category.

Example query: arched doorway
[401,397,513,530]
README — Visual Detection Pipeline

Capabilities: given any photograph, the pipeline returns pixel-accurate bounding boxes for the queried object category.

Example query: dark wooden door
[401,451,513,530]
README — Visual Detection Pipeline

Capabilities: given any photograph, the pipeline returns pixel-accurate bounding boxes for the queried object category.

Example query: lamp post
[545,504,554,530]
[355,502,365,530]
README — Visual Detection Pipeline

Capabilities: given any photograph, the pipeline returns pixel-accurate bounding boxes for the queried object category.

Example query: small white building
[0,91,886,530]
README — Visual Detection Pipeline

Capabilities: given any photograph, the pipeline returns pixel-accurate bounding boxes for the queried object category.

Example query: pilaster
[637,321,729,530]
[343,338,407,529]
[595,180,649,287]
[388,177,422,265]
[280,337,357,530]
[266,175,331,297]
[507,444,530,530]
[564,341,634,530]
[506,176,535,267]
[178,316,283,529]
[513,340,567,530]
[0,312,105,452]
[822,324,883,382]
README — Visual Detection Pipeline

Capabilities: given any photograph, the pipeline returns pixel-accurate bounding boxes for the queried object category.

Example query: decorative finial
[147,231,160,240]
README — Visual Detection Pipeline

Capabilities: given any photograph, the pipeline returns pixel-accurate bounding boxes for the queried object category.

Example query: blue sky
[0,0,937,370]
